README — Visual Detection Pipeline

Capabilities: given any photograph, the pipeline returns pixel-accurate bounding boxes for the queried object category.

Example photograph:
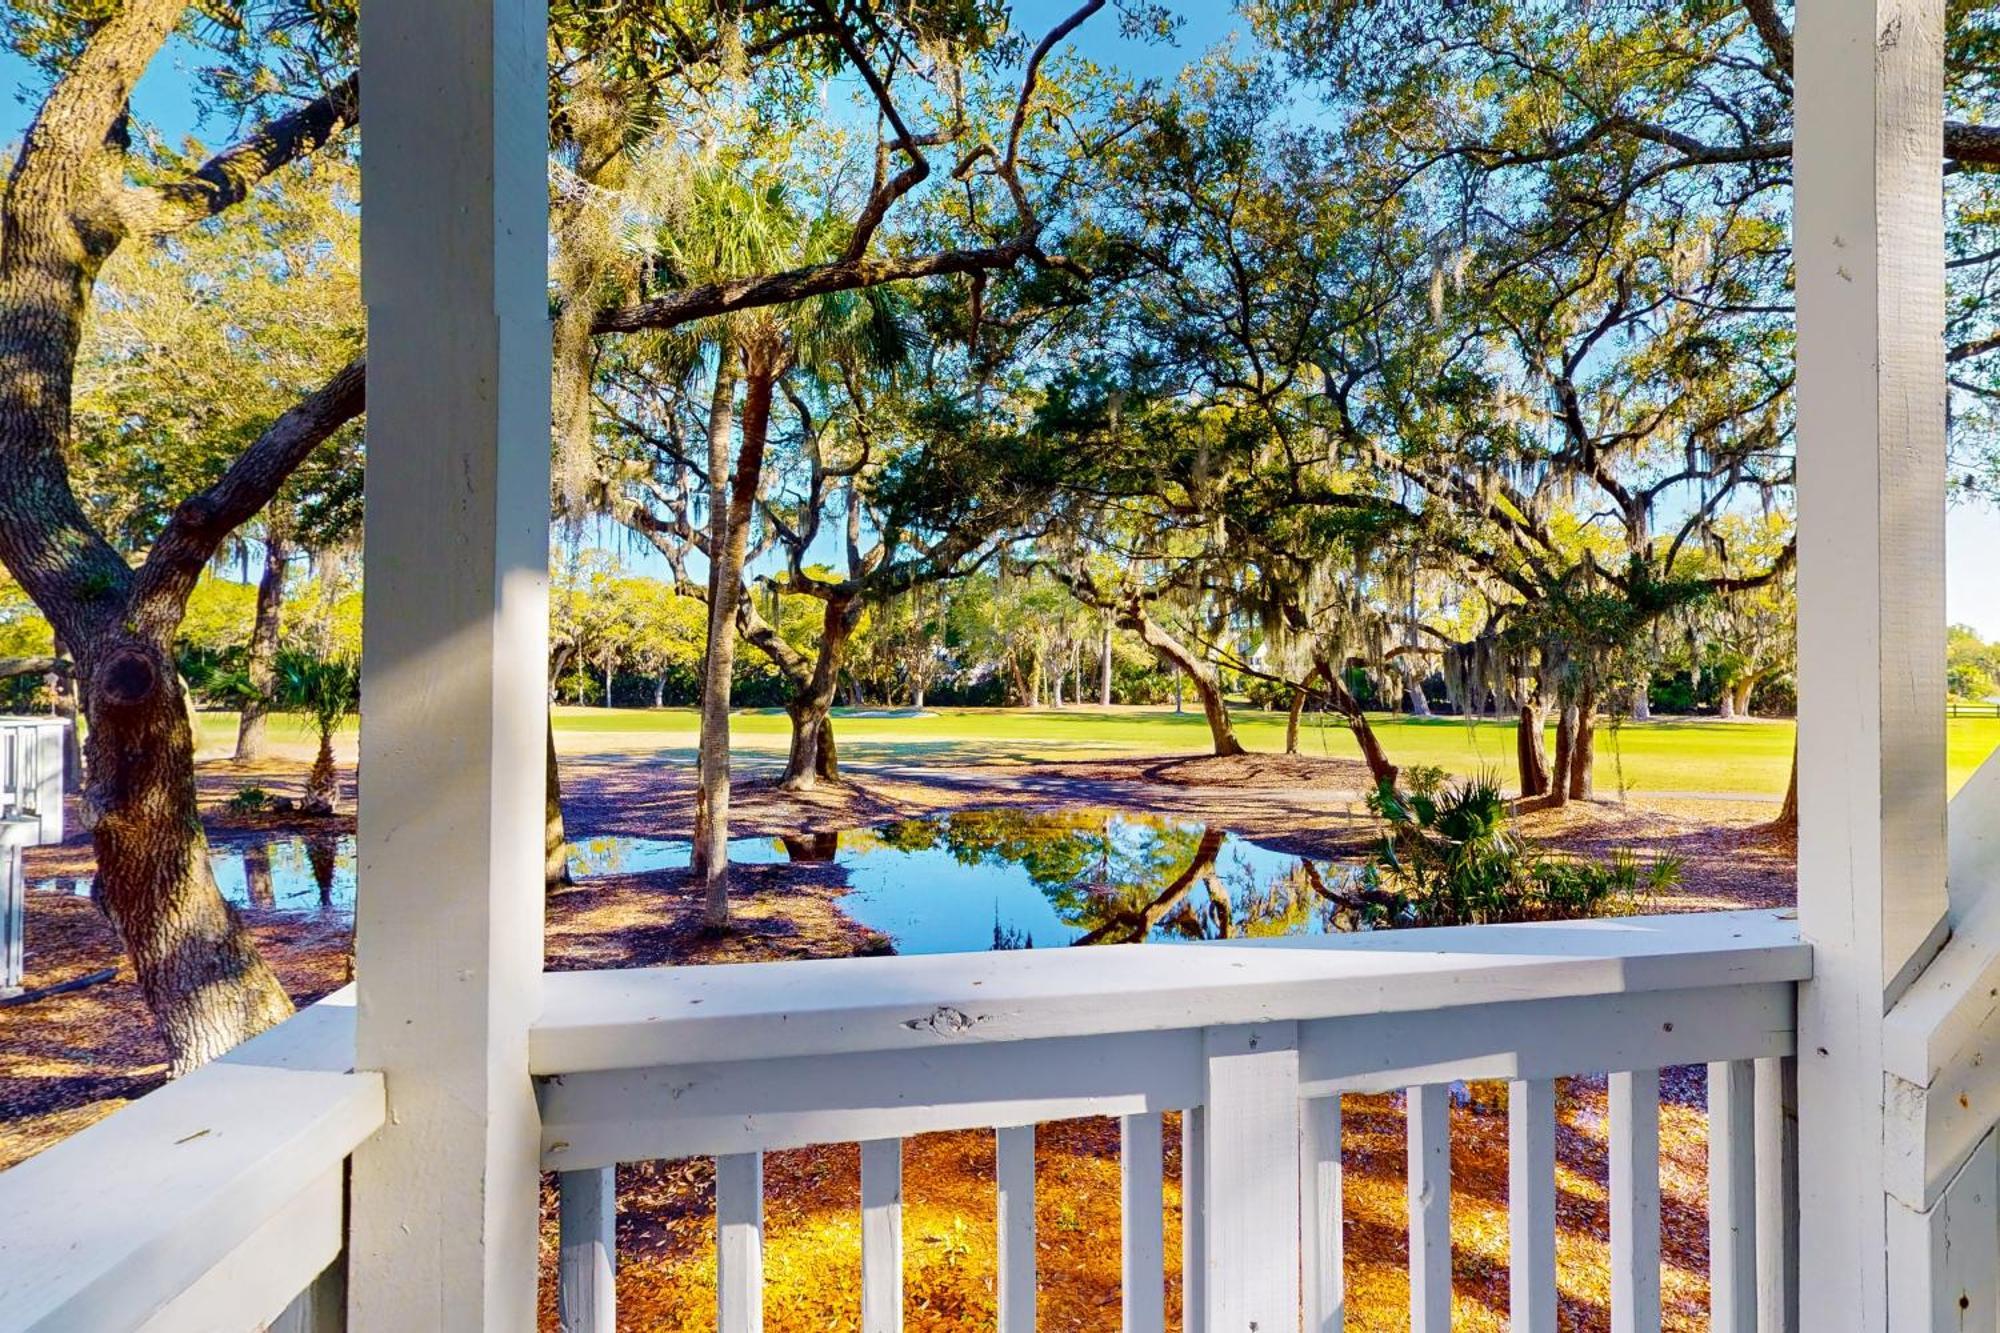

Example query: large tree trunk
[84,641,294,1073]
[1517,701,1551,797]
[692,348,739,905]
[1773,741,1799,834]
[1630,675,1652,722]
[1313,657,1397,788]
[735,586,850,791]
[234,532,288,762]
[1284,685,1307,755]
[545,714,572,889]
[697,343,776,928]
[778,598,859,792]
[1124,603,1245,757]
[0,19,356,1073]
[1549,703,1576,809]
[1099,618,1114,705]
[1568,683,1598,801]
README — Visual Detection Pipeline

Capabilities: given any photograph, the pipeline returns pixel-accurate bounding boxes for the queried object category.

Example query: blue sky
[7,7,2000,637]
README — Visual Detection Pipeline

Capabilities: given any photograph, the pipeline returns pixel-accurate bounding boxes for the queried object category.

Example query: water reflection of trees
[871,809,1349,946]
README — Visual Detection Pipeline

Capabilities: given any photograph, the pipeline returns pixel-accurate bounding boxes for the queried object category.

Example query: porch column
[1794,0,1948,1327]
[349,1,553,1328]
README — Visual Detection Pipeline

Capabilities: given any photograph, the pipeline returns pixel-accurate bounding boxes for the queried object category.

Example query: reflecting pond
[33,834,357,913]
[569,810,1361,953]
[32,811,1364,953]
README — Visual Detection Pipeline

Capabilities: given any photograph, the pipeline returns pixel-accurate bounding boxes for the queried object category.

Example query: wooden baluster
[0,818,29,995]
[1508,1078,1557,1333]
[1708,1062,1757,1333]
[861,1138,903,1333]
[1301,1095,1344,1333]
[716,1152,763,1333]
[1199,1024,1301,1332]
[1611,1069,1662,1333]
[1754,1057,1799,1333]
[996,1126,1036,1333]
[1181,1107,1207,1333]
[1120,1111,1166,1333]
[558,1167,615,1333]
[1406,1084,1452,1333]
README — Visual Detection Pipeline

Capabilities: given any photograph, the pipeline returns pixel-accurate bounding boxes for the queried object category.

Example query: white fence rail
[0,719,63,848]
[534,909,1810,1332]
[0,718,65,995]
[0,992,382,1333]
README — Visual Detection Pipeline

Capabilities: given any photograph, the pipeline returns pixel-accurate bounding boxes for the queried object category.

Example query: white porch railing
[0,718,64,849]
[0,908,1807,1332]
[0,718,66,996]
[533,907,1810,1333]
[0,992,382,1332]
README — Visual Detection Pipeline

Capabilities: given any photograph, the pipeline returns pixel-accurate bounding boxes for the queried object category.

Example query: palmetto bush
[276,651,357,815]
[1362,770,1680,927]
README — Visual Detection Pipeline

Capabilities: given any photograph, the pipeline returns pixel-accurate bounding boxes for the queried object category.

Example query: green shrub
[1359,771,1680,927]
[226,786,270,814]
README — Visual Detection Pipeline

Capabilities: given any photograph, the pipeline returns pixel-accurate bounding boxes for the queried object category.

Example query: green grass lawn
[200,705,2000,800]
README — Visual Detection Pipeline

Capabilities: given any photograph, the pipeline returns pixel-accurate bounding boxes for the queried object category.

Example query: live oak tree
[0,3,368,1071]
[69,152,364,764]
[1227,4,1805,802]
[0,0,1110,1065]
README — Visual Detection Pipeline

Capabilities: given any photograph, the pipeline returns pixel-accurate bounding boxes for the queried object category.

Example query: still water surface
[34,810,1361,954]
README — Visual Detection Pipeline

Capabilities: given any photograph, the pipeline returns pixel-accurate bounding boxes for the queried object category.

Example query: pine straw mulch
[4,752,1793,1330]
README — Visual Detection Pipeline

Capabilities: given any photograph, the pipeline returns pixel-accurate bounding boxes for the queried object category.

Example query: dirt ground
[5,749,1794,1331]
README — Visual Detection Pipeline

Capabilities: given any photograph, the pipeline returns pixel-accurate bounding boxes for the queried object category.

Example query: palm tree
[656,164,911,928]
[277,651,358,815]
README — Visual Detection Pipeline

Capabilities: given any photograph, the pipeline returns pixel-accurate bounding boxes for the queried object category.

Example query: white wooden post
[995,1126,1036,1333]
[0,817,32,996]
[1508,1078,1557,1333]
[1180,1108,1206,1333]
[1199,1023,1300,1333]
[716,1153,762,1333]
[1120,1111,1165,1333]
[560,1168,617,1333]
[860,1138,903,1333]
[348,0,552,1327]
[1707,1062,1756,1333]
[1753,1057,1799,1333]
[1609,1069,1661,1333]
[1405,1084,1451,1333]
[1794,0,1948,1327]
[1886,1129,2000,1325]
[1300,1096,1342,1333]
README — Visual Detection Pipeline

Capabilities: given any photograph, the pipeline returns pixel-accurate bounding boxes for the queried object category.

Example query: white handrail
[533,910,1809,1333]
[0,990,383,1333]
[532,908,1809,1075]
